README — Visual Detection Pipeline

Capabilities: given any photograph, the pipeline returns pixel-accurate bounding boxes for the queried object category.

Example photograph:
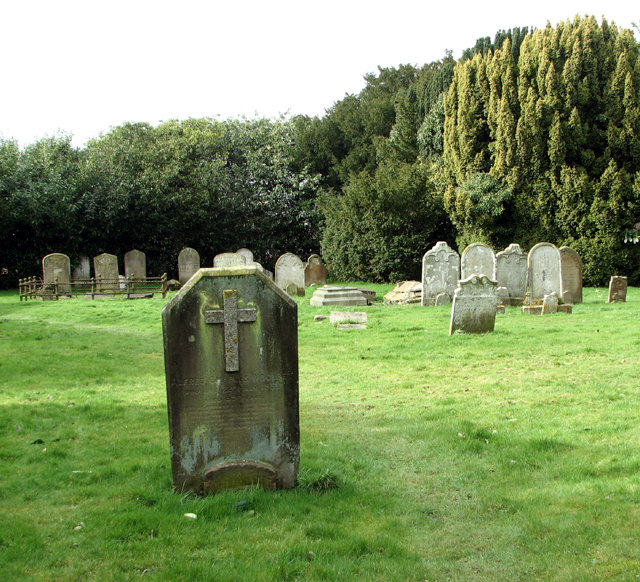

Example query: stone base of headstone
[356,288,376,304]
[558,304,572,314]
[329,312,368,325]
[310,286,367,306]
[203,460,278,495]
[522,305,543,315]
[384,281,422,304]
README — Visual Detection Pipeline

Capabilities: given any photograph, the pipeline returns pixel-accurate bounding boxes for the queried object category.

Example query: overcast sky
[0,1,637,148]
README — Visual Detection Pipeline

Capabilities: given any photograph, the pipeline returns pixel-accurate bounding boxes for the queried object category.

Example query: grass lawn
[0,284,639,581]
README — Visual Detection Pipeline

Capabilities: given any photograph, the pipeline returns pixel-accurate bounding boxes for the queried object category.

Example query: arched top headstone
[93,253,119,291]
[304,254,327,287]
[42,253,71,293]
[214,252,247,268]
[461,242,496,280]
[559,246,583,304]
[275,252,305,294]
[124,249,146,281]
[528,243,562,301]
[178,248,200,285]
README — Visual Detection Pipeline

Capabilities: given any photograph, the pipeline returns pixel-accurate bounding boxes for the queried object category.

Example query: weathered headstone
[449,274,498,335]
[304,254,327,287]
[213,252,246,268]
[542,292,559,314]
[72,255,91,280]
[496,243,527,305]
[275,253,305,296]
[421,241,460,306]
[236,248,255,265]
[178,248,201,285]
[162,266,299,495]
[608,276,628,303]
[124,249,147,281]
[93,253,119,291]
[527,243,562,301]
[42,253,71,294]
[559,246,582,304]
[461,242,496,280]
[310,286,367,306]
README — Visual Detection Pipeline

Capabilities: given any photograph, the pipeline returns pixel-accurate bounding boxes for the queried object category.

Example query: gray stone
[167,279,181,291]
[608,276,628,303]
[42,253,71,293]
[162,266,299,495]
[356,288,376,304]
[124,249,146,281]
[542,292,559,314]
[336,324,367,330]
[236,248,255,265]
[214,252,246,268]
[434,292,451,306]
[496,243,527,305]
[304,254,327,287]
[384,281,422,305]
[310,286,367,307]
[313,315,329,321]
[560,246,582,304]
[461,242,496,280]
[497,286,509,306]
[275,253,305,294]
[178,248,200,285]
[93,253,119,291]
[449,274,498,335]
[285,282,305,297]
[72,255,91,280]
[421,241,460,306]
[329,312,368,325]
[527,243,562,301]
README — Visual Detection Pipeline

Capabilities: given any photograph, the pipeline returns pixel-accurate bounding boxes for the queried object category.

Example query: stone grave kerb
[162,266,299,495]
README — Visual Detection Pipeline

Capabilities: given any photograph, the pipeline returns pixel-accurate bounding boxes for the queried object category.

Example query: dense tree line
[1,15,639,288]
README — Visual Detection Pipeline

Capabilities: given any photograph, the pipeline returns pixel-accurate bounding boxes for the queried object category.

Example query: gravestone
[421,241,460,306]
[178,248,200,285]
[461,242,496,280]
[72,255,91,280]
[449,274,498,335]
[93,253,119,291]
[42,253,71,293]
[310,286,367,306]
[527,243,562,301]
[275,253,305,296]
[496,243,527,305]
[162,266,299,495]
[384,281,422,304]
[542,292,559,314]
[236,248,255,265]
[559,246,582,304]
[124,249,146,281]
[608,276,628,303]
[305,254,327,287]
[214,252,246,268]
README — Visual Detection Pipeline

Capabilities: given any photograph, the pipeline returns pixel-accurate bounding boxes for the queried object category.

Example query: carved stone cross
[205,289,257,372]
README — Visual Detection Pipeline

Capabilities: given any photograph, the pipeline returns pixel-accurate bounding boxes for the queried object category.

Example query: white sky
[0,1,637,148]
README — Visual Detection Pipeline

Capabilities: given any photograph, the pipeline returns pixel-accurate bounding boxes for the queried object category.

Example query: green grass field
[1,285,639,581]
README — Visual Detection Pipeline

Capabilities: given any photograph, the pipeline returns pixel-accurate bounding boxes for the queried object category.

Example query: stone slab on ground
[384,281,422,304]
[329,312,368,324]
[310,286,367,307]
[336,324,367,330]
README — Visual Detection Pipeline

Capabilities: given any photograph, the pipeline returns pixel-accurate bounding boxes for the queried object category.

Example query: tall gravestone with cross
[162,266,299,495]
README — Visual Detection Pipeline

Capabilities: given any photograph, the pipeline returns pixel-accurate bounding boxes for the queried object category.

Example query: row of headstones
[42,251,147,291]
[179,248,327,295]
[421,241,582,307]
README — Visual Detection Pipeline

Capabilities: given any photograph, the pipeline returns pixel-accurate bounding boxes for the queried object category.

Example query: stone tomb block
[449,274,498,335]
[162,266,299,495]
[608,276,628,303]
[560,246,583,304]
[421,241,460,306]
[527,243,562,301]
[461,242,496,280]
[310,286,367,306]
[124,249,146,281]
[305,254,327,287]
[178,248,201,285]
[93,253,120,291]
[275,252,305,296]
[496,243,527,305]
[42,253,71,293]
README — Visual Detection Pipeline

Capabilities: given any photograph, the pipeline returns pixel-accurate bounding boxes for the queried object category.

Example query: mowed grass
[1,285,639,581]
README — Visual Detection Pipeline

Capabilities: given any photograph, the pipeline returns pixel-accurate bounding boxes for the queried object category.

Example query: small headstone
[421,241,460,306]
[167,279,181,291]
[497,286,509,307]
[124,249,146,281]
[542,292,559,314]
[304,254,327,287]
[461,243,496,280]
[162,266,299,495]
[310,286,367,306]
[72,255,91,280]
[449,275,498,335]
[384,281,422,305]
[527,243,562,301]
[285,282,304,297]
[42,253,71,293]
[236,248,254,265]
[275,253,305,296]
[329,312,368,325]
[178,248,201,285]
[559,246,582,304]
[214,252,246,268]
[93,253,119,291]
[496,243,527,305]
[608,276,628,303]
[434,292,451,306]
